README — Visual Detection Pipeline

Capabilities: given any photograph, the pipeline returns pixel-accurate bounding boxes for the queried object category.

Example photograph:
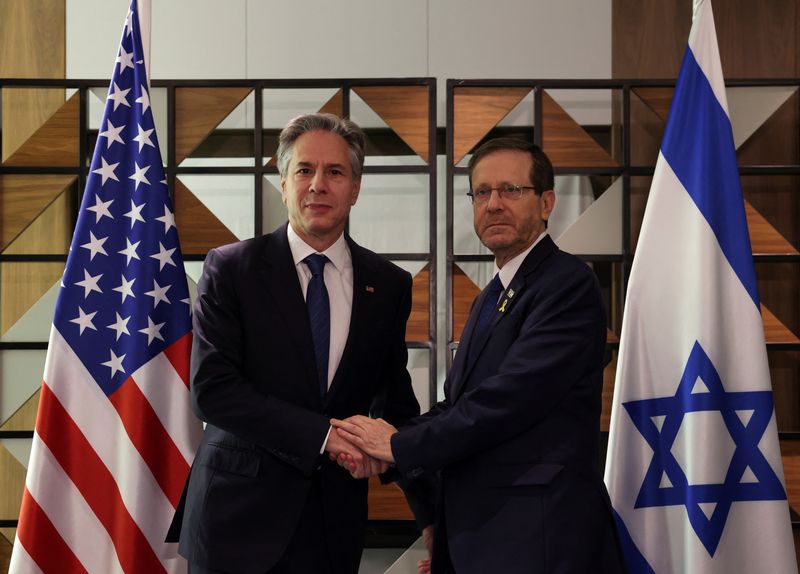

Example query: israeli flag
[604,1,797,572]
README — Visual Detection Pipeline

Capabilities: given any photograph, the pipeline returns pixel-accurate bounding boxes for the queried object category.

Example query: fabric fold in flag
[9,1,203,572]
[604,1,797,573]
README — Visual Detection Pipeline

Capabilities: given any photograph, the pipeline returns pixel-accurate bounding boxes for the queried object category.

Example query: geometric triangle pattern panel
[3,187,73,256]
[761,304,800,344]
[745,200,799,255]
[632,87,673,124]
[351,86,430,163]
[553,177,622,255]
[0,281,59,343]
[3,92,79,167]
[317,89,344,118]
[175,87,252,164]
[0,174,76,252]
[174,178,239,254]
[406,263,430,344]
[542,91,618,168]
[1,262,65,335]
[634,86,799,151]
[728,87,797,150]
[1,88,67,164]
[265,89,344,168]
[452,263,481,342]
[453,86,531,165]
[0,389,39,432]
[0,443,25,544]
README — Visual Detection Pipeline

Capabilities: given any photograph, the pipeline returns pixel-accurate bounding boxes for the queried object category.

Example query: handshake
[325,415,398,479]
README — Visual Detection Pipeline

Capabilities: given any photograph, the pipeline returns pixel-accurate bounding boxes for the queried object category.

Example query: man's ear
[540,190,556,220]
[280,177,287,205]
[350,179,361,206]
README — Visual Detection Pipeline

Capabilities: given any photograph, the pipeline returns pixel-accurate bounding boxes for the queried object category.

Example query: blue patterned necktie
[304,254,330,398]
[471,274,504,347]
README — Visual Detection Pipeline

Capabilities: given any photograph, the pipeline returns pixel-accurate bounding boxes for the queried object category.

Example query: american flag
[10,1,202,572]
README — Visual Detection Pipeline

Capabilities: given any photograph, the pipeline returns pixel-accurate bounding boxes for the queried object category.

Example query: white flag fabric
[9,0,202,572]
[604,1,797,573]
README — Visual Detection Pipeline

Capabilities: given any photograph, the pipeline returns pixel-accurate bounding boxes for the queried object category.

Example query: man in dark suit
[334,138,627,574]
[171,113,420,574]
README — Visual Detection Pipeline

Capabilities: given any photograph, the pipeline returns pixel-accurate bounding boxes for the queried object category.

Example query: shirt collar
[494,231,548,289]
[287,223,350,273]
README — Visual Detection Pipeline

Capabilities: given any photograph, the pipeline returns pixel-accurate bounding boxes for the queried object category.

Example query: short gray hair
[276,113,366,180]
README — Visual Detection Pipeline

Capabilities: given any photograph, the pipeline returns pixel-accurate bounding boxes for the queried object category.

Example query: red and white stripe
[10,327,200,573]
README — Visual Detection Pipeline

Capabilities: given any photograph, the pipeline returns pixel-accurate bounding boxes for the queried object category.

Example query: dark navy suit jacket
[392,235,626,574]
[171,224,419,573]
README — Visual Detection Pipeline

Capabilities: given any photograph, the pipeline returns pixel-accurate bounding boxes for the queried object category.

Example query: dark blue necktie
[471,274,504,345]
[304,254,330,398]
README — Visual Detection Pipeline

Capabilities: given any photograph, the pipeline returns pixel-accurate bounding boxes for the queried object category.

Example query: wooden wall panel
[368,477,413,520]
[0,263,63,335]
[452,265,480,342]
[265,89,344,168]
[612,0,690,79]
[3,183,74,256]
[0,0,66,162]
[174,179,239,254]
[771,352,800,431]
[175,87,252,164]
[542,91,618,168]
[0,445,25,542]
[0,391,40,431]
[3,93,79,167]
[406,264,429,343]
[0,536,10,574]
[453,87,530,165]
[0,175,75,252]
[352,86,430,163]
[2,90,68,163]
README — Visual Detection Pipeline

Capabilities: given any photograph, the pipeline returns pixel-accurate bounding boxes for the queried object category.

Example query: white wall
[66,0,612,124]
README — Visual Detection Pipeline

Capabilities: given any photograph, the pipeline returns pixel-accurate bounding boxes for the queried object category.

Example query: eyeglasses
[466,184,536,204]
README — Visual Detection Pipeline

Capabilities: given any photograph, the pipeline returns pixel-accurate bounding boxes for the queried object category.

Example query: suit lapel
[260,224,322,406]
[451,235,559,400]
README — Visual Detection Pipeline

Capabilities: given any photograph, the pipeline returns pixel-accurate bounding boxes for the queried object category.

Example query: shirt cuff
[320,425,333,455]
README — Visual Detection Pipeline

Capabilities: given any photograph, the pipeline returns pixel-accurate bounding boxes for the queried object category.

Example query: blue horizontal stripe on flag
[660,48,759,308]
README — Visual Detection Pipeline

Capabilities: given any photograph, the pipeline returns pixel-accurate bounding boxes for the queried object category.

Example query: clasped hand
[325,415,397,479]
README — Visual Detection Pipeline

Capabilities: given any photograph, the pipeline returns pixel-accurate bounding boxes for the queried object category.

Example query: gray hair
[276,113,366,180]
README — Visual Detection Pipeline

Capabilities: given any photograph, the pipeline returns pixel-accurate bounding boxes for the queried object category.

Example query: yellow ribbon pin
[499,299,509,313]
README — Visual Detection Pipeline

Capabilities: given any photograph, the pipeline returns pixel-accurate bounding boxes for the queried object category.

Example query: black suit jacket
[172,224,419,573]
[392,235,626,574]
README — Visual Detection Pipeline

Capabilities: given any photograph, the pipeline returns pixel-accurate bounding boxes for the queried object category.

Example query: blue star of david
[623,341,786,557]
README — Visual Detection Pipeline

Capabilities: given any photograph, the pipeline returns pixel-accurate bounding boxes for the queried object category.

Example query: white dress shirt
[494,231,549,291]
[287,224,353,389]
[287,225,353,453]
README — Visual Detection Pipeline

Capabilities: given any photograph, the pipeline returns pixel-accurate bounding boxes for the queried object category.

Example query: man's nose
[309,172,327,193]
[485,189,503,211]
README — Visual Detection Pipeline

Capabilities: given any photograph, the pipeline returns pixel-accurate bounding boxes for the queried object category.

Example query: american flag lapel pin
[365,285,375,293]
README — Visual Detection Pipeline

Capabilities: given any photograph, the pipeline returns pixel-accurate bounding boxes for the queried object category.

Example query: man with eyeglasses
[334,138,627,573]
